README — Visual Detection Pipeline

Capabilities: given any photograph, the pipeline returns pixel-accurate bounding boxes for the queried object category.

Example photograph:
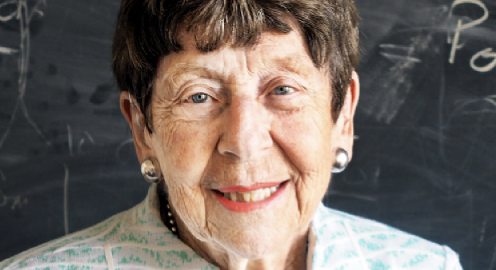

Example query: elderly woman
[1,0,463,269]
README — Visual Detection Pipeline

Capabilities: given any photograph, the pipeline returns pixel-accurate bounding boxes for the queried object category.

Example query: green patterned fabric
[1,185,216,270]
[308,205,463,269]
[1,184,463,269]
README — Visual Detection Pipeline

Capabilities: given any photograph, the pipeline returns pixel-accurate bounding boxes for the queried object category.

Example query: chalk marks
[489,245,496,270]
[448,0,495,73]
[63,125,97,233]
[63,163,69,235]
[84,132,94,144]
[0,169,28,210]
[66,125,95,156]
[380,44,422,64]
[0,47,18,55]
[78,139,85,153]
[371,35,430,124]
[116,138,134,164]
[0,188,28,210]
[447,0,488,64]
[470,48,496,72]
[0,0,48,150]
[67,125,73,156]
[480,217,487,243]
[484,95,496,108]
[445,95,496,120]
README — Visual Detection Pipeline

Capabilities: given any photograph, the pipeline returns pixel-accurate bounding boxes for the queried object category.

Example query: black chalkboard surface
[0,0,495,269]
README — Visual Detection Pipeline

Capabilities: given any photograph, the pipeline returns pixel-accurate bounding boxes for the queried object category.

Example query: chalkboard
[0,0,495,269]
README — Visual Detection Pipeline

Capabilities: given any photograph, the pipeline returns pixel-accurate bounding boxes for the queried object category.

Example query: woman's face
[126,29,359,258]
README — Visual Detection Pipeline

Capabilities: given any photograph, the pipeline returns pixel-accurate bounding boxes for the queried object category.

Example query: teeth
[230,192,237,202]
[242,192,251,202]
[222,185,280,203]
[250,190,258,201]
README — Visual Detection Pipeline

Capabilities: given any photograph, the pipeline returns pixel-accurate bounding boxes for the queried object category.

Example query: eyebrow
[273,55,317,79]
[155,65,224,98]
[162,65,223,85]
[273,56,301,73]
[156,54,316,95]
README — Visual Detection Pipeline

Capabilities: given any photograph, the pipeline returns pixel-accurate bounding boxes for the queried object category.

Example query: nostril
[216,135,241,159]
[221,150,240,160]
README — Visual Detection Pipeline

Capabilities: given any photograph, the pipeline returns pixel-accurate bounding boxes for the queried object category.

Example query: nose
[217,96,273,161]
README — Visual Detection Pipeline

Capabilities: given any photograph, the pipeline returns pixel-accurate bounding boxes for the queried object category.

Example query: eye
[190,93,210,103]
[272,85,294,95]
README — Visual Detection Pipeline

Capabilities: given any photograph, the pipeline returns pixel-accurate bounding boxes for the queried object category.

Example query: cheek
[153,119,217,181]
[272,108,335,175]
[271,107,335,216]
[151,119,221,236]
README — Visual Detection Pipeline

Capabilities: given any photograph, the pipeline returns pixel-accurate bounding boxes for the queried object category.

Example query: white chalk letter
[448,0,488,64]
[470,48,496,72]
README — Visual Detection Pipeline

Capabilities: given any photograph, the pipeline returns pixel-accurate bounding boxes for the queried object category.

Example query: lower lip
[214,181,288,213]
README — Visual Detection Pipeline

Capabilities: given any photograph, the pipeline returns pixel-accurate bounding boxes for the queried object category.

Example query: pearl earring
[332,148,349,173]
[141,158,162,183]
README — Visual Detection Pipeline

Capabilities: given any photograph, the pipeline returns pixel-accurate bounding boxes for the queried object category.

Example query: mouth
[217,184,282,202]
[213,181,289,212]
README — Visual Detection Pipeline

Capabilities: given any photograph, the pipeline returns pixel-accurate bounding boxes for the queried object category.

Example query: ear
[335,71,360,161]
[119,91,154,163]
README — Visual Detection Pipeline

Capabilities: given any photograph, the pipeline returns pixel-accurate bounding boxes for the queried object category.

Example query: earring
[332,148,349,173]
[141,158,162,183]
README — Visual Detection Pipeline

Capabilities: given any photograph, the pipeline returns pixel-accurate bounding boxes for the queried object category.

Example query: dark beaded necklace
[157,185,179,237]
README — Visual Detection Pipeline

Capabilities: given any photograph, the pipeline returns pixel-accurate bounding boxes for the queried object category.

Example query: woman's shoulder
[0,209,130,270]
[309,204,463,269]
[0,186,216,270]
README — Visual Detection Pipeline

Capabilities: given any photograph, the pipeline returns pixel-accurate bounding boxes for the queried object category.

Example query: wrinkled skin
[120,29,359,270]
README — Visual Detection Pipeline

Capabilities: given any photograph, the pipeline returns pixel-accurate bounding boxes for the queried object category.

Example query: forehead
[157,29,320,82]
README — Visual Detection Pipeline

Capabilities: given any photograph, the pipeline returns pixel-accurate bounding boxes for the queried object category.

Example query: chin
[209,222,292,260]
[219,234,281,260]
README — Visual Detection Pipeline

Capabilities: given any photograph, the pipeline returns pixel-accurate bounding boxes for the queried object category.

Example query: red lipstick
[214,181,288,212]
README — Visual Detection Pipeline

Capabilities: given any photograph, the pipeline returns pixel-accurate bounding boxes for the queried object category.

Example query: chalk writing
[470,48,496,72]
[0,188,28,210]
[380,44,421,64]
[0,169,28,210]
[0,0,48,150]
[372,33,432,124]
[448,0,494,73]
[0,170,27,212]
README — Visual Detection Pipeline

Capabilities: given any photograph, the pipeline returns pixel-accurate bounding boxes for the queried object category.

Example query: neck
[176,215,309,270]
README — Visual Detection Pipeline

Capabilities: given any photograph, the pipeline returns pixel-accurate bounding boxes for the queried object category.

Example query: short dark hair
[112,0,360,132]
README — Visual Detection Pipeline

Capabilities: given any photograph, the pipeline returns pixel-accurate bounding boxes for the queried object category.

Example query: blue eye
[190,93,209,103]
[273,86,293,95]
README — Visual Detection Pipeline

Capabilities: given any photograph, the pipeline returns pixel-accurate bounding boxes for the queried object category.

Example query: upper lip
[217,181,286,193]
